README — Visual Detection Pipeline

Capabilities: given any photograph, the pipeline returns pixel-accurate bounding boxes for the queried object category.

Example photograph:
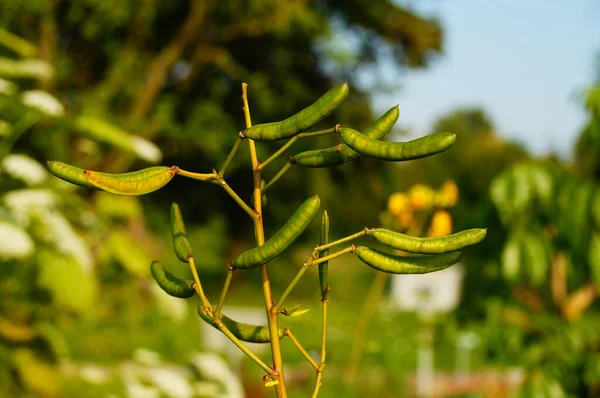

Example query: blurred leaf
[37,249,97,314]
[13,348,61,397]
[0,317,36,342]
[589,231,600,289]
[94,192,142,219]
[107,229,152,277]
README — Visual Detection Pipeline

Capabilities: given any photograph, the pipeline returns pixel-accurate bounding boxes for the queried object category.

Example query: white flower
[133,348,162,367]
[20,90,65,117]
[151,284,188,323]
[0,77,17,95]
[0,58,52,79]
[131,136,162,163]
[2,154,47,185]
[39,211,93,272]
[147,368,193,398]
[189,352,244,398]
[79,365,111,385]
[3,188,57,212]
[0,222,34,260]
[126,383,161,398]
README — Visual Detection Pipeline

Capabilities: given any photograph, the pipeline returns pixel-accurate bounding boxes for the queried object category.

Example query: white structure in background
[390,264,465,398]
[201,306,269,370]
[390,264,464,315]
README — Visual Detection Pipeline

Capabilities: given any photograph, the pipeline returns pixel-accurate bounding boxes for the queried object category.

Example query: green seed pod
[170,203,194,263]
[370,228,487,254]
[47,161,96,188]
[84,166,178,195]
[242,83,349,141]
[292,105,400,168]
[339,127,456,161]
[197,306,285,343]
[319,210,330,299]
[232,195,321,269]
[150,261,195,298]
[355,246,460,274]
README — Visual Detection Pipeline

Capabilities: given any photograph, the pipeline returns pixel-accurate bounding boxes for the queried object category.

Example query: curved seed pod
[47,161,96,188]
[197,306,285,343]
[150,261,195,298]
[242,83,349,141]
[370,228,486,254]
[84,166,178,195]
[232,195,321,269]
[292,105,400,168]
[319,210,330,299]
[339,127,456,161]
[171,203,194,262]
[355,246,460,274]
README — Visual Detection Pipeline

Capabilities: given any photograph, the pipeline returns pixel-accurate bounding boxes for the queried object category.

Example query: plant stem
[242,83,288,397]
[311,297,328,397]
[274,257,315,312]
[317,229,369,252]
[285,329,319,370]
[214,267,233,319]
[176,168,217,182]
[212,317,274,376]
[218,136,243,178]
[258,127,338,171]
[214,173,258,220]
[187,257,211,309]
[311,371,323,398]
[263,160,292,194]
[275,247,354,312]
[312,246,356,266]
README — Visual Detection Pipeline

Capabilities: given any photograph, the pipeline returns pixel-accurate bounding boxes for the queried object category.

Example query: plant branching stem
[242,83,288,397]
[212,317,274,376]
[311,298,328,397]
[218,136,243,177]
[317,229,369,252]
[275,246,354,311]
[176,168,216,182]
[263,161,292,194]
[285,329,319,370]
[274,257,315,312]
[214,173,258,220]
[215,268,233,319]
[187,257,210,309]
[258,127,337,171]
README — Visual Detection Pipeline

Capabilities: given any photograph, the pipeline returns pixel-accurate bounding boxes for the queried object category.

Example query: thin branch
[214,267,233,319]
[285,329,319,371]
[128,0,212,120]
[218,135,244,177]
[258,127,338,171]
[317,229,369,252]
[188,257,211,310]
[214,173,258,220]
[263,161,292,194]
[176,168,217,182]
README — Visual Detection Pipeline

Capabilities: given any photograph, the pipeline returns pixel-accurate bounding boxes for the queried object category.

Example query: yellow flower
[397,210,414,230]
[428,210,452,237]
[437,180,459,208]
[408,184,435,211]
[388,193,410,216]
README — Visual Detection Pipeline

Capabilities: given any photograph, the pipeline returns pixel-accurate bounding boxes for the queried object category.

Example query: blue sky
[373,0,600,157]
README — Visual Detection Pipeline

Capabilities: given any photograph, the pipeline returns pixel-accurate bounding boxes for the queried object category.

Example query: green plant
[48,82,486,397]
